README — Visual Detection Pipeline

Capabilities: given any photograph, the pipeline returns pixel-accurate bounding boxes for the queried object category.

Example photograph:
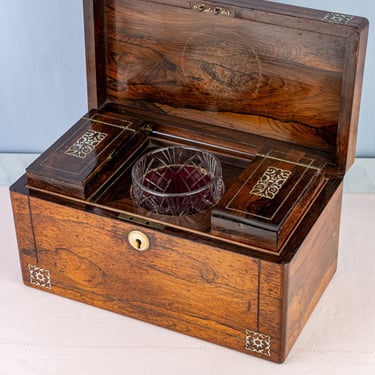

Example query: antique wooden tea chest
[10,0,368,363]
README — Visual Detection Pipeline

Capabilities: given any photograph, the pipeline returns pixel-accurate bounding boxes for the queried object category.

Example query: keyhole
[128,230,150,251]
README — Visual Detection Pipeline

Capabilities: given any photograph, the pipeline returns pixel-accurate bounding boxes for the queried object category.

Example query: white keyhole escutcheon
[128,230,150,251]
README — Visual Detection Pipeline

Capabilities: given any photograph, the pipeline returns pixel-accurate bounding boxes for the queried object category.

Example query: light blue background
[0,0,374,156]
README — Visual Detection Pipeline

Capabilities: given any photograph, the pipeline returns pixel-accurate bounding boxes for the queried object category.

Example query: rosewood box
[10,0,368,363]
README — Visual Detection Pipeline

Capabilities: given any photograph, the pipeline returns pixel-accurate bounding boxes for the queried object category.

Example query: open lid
[83,0,368,174]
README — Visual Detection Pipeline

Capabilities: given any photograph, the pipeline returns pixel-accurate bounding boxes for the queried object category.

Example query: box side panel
[257,261,284,362]
[9,184,39,285]
[339,25,369,171]
[26,194,260,355]
[83,0,107,109]
[283,181,343,358]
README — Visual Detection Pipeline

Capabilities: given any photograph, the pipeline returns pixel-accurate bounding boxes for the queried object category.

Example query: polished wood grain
[339,30,369,171]
[26,192,260,357]
[9,176,343,362]
[10,189,37,271]
[211,152,326,251]
[282,181,343,358]
[105,0,341,144]
[83,0,107,109]
[83,0,368,173]
[9,0,368,364]
[26,109,148,199]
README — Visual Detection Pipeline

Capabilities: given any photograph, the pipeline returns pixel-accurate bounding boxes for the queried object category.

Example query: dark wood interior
[84,0,368,173]
[26,106,334,256]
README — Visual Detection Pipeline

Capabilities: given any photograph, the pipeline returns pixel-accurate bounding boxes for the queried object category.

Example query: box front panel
[25,195,267,356]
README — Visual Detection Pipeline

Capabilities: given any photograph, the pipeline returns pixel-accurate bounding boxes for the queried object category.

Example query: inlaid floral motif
[28,264,51,289]
[245,330,271,356]
[250,167,291,199]
[65,130,107,158]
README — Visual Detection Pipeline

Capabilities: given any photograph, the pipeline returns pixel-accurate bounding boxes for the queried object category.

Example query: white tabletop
[1,158,375,374]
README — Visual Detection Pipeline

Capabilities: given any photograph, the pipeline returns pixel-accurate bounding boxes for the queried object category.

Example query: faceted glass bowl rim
[131,145,223,198]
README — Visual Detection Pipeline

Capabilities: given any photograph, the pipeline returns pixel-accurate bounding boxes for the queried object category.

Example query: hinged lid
[83,0,368,174]
[26,109,149,199]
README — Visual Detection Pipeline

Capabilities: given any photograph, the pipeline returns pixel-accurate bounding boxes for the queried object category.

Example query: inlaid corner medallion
[245,330,271,357]
[28,264,52,289]
[322,12,354,24]
[250,167,291,199]
[65,130,107,158]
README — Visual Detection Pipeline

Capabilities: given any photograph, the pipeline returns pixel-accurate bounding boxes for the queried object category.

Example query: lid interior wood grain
[84,0,368,173]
